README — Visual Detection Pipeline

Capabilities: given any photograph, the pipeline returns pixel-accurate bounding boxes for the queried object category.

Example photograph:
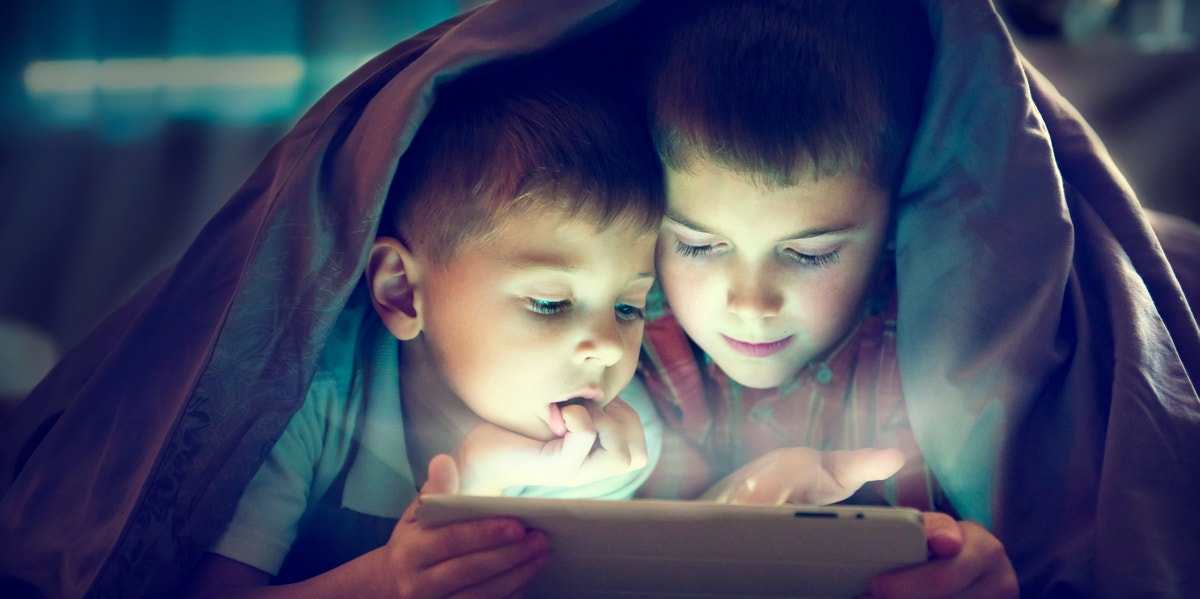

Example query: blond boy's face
[657,162,891,389]
[418,209,657,442]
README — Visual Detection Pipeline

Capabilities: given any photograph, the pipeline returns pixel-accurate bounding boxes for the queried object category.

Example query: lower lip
[721,334,794,358]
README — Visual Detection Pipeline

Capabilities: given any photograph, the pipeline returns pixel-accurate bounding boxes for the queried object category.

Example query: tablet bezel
[417,495,927,598]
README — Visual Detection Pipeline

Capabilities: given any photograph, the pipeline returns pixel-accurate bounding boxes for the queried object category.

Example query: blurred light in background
[24,56,307,94]
[5,0,484,138]
[22,55,331,132]
[0,0,485,354]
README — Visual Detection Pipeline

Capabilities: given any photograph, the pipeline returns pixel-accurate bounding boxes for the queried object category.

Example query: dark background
[0,0,1197,402]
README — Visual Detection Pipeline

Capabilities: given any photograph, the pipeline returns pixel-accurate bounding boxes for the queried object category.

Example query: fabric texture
[896,4,1199,596]
[0,0,1197,598]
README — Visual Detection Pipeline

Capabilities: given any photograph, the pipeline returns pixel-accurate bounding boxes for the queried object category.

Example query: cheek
[427,307,533,395]
[786,270,867,337]
[613,322,645,381]
[427,324,491,394]
[448,325,557,419]
[658,256,716,314]
[623,320,645,350]
[829,250,882,307]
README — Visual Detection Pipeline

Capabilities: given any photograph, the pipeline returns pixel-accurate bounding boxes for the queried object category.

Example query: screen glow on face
[658,163,891,389]
[417,208,657,441]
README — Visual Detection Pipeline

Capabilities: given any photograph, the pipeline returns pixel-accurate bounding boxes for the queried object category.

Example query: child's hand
[364,455,551,598]
[700,447,905,505]
[456,397,649,495]
[864,511,1018,599]
[181,455,550,599]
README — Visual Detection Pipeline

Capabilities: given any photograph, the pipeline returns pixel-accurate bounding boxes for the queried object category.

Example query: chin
[518,423,558,443]
[718,363,795,389]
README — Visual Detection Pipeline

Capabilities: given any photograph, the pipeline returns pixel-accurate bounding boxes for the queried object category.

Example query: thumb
[423,453,460,496]
[922,511,964,558]
[398,455,461,529]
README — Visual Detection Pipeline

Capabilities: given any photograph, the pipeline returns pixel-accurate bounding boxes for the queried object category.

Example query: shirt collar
[342,314,417,518]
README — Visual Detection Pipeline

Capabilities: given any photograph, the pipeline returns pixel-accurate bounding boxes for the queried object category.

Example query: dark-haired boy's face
[418,209,657,441]
[657,162,891,388]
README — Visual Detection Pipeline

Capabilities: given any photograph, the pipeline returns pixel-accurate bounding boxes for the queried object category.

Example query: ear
[368,237,424,341]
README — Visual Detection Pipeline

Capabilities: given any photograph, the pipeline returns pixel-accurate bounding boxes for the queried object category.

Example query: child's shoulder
[314,287,386,378]
[301,286,397,420]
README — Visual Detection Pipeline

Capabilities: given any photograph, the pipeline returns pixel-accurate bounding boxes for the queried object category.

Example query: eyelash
[673,240,715,259]
[615,304,646,322]
[674,240,841,268]
[527,298,569,315]
[526,299,646,322]
[784,248,841,268]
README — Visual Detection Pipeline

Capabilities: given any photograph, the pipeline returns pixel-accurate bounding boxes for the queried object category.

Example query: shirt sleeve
[508,376,663,500]
[208,384,330,575]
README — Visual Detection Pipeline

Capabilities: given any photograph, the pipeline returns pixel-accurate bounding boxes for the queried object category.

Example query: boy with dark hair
[636,0,1018,596]
[637,0,1200,595]
[181,60,665,597]
[642,0,927,489]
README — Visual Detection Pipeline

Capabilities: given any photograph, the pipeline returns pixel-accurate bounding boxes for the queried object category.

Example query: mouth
[721,334,795,358]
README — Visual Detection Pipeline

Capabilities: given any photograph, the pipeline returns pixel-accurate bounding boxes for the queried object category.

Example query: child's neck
[396,335,478,488]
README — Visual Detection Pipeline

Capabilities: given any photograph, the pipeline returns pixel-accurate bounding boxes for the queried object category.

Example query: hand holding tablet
[417,495,927,599]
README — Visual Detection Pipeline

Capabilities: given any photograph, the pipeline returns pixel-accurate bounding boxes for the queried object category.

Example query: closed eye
[674,240,716,258]
[783,248,841,268]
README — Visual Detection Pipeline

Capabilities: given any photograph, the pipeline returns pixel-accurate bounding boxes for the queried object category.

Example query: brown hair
[384,59,665,264]
[649,0,933,189]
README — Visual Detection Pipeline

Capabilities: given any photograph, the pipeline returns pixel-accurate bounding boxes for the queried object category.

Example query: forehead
[663,164,890,235]
[472,207,656,274]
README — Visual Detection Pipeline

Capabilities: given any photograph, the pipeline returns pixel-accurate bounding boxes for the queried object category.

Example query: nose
[575,313,625,367]
[727,264,782,320]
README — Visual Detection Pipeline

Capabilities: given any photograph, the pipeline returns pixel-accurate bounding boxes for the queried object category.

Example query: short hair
[384,59,665,264]
[649,0,933,189]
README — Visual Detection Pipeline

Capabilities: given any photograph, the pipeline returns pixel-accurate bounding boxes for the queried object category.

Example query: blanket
[1,1,1197,597]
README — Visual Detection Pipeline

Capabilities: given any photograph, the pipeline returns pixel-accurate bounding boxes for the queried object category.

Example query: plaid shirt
[637,273,951,514]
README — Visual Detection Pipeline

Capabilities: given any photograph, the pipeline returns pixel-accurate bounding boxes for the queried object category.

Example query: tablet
[417,495,927,598]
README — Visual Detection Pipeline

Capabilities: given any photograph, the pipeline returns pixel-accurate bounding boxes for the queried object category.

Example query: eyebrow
[664,210,857,240]
[505,258,655,282]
